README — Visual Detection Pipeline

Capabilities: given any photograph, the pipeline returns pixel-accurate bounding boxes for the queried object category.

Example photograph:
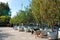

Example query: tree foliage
[0,2,10,26]
[10,8,34,25]
[0,2,10,16]
[0,16,10,25]
[31,0,60,27]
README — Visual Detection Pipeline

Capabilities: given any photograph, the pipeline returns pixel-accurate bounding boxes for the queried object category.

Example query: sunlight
[0,0,9,3]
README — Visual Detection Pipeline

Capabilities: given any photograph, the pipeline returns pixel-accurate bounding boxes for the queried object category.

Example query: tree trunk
[56,27,58,40]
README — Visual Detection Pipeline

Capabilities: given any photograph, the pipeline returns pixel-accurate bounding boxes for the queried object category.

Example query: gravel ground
[0,27,48,40]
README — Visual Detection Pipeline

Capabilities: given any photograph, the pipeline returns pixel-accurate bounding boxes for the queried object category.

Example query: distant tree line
[10,0,60,28]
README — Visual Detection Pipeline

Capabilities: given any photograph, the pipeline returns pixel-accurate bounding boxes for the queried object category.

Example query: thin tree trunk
[56,27,58,40]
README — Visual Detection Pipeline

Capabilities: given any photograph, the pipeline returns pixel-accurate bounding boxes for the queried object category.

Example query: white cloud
[0,0,9,3]
[11,11,17,18]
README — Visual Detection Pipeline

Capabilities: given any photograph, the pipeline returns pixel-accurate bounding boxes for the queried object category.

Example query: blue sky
[0,0,30,17]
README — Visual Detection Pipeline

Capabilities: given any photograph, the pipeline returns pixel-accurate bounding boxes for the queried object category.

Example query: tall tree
[0,2,10,16]
[31,0,60,39]
[25,8,35,24]
[0,2,10,26]
[31,0,60,27]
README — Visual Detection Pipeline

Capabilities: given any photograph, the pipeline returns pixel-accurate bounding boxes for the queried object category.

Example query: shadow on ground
[0,30,14,40]
[0,30,2,32]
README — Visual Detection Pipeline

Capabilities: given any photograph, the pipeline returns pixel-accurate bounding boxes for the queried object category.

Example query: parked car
[58,28,60,38]
[23,26,28,32]
[40,27,52,36]
[24,26,32,32]
[47,31,57,40]
[13,25,18,30]
[18,26,24,31]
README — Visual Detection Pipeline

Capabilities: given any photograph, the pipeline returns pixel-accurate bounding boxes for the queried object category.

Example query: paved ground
[0,27,48,40]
